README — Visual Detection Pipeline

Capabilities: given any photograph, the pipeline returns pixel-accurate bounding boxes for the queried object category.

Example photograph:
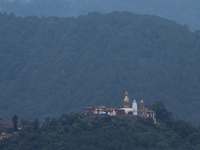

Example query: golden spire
[124,91,129,108]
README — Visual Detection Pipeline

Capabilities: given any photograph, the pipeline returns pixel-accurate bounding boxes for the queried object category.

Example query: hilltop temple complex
[84,91,156,123]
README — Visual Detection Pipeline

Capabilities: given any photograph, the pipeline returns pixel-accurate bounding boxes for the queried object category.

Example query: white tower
[132,99,138,115]
[113,110,116,116]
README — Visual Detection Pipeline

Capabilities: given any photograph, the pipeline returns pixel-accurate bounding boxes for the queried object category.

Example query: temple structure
[132,100,137,115]
[84,91,156,123]
[123,91,130,108]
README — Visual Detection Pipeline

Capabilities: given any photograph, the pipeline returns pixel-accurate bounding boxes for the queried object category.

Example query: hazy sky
[4,0,33,3]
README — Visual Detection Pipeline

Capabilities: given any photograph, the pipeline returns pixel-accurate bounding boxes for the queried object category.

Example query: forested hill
[1,11,200,125]
[0,0,200,31]
[1,109,200,150]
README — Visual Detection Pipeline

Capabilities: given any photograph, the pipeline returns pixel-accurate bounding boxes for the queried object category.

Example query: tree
[12,115,18,132]
[43,116,51,127]
[34,119,39,132]
[151,101,172,123]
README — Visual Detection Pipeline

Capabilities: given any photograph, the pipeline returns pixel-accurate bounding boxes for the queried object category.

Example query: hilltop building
[84,91,156,123]
[0,120,23,131]
[0,132,12,140]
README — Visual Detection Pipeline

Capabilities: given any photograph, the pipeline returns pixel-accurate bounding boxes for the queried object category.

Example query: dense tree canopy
[0,11,200,125]
[1,107,200,150]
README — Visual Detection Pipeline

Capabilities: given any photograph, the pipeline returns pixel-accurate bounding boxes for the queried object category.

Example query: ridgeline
[1,0,200,31]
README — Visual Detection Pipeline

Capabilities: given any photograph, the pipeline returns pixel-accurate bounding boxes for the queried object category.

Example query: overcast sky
[3,0,33,3]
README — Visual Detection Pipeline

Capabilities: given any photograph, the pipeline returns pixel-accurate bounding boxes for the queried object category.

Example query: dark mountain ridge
[1,0,200,31]
[1,11,200,125]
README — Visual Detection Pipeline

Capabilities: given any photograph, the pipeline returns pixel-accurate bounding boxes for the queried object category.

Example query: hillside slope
[0,0,200,31]
[1,11,200,124]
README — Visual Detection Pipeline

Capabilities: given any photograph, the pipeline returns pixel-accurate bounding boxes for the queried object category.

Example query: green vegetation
[12,115,18,132]
[1,11,200,125]
[1,103,200,150]
[151,101,173,123]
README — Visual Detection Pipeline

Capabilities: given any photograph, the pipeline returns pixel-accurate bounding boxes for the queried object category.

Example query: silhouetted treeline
[1,0,200,30]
